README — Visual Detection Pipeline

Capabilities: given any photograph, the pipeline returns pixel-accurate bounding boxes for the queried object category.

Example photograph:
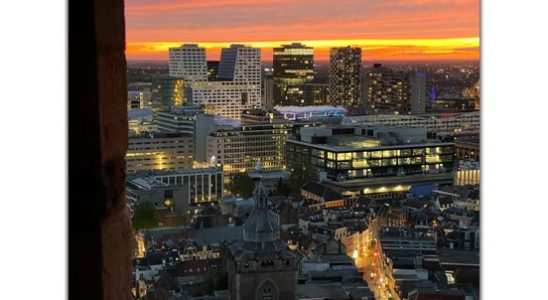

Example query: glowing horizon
[126,37,479,61]
[125,0,479,61]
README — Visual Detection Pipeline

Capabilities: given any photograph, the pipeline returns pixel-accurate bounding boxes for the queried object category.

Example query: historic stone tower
[227,171,298,300]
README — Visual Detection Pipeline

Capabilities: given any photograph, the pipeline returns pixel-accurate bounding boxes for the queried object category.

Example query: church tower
[227,165,298,300]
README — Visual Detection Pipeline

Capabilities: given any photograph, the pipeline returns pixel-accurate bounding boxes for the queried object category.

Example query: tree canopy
[273,177,291,197]
[228,172,254,198]
[289,162,317,199]
[132,201,158,231]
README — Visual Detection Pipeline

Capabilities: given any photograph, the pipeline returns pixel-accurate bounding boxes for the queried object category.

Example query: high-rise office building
[363,63,410,114]
[328,46,362,106]
[302,82,329,105]
[262,68,275,110]
[217,44,261,84]
[410,72,427,114]
[363,65,429,115]
[187,44,262,119]
[273,43,314,106]
[168,44,208,81]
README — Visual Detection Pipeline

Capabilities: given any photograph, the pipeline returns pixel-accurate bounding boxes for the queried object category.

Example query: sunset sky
[125,0,479,61]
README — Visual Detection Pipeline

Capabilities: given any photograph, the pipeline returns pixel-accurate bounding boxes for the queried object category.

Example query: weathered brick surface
[102,208,132,299]
[69,0,131,299]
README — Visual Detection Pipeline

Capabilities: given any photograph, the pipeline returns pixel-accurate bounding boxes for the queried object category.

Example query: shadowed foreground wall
[69,0,131,299]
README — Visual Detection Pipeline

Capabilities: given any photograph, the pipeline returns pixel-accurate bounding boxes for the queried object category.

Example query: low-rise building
[128,168,224,207]
[455,137,480,161]
[156,105,203,134]
[126,176,190,216]
[248,170,291,194]
[379,227,437,254]
[342,111,480,138]
[128,108,157,134]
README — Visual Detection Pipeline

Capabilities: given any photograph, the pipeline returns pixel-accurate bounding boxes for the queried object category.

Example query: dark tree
[274,178,290,197]
[228,173,254,198]
[132,201,158,231]
[289,162,317,199]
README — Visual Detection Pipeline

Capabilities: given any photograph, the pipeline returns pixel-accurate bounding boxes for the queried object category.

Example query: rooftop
[145,226,245,245]
[146,167,222,176]
[438,249,480,267]
[292,125,452,151]
[296,282,348,299]
[127,177,166,190]
[129,132,193,139]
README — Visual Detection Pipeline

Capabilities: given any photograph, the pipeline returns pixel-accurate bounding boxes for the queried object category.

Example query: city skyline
[125,0,479,61]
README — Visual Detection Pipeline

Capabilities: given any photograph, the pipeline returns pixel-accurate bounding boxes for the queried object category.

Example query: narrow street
[352,219,400,300]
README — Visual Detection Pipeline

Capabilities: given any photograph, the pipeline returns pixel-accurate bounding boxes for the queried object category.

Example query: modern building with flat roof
[286,125,455,198]
[273,43,314,106]
[195,110,320,176]
[275,105,346,121]
[455,137,480,161]
[379,227,437,254]
[205,121,293,175]
[128,108,156,135]
[126,176,190,216]
[156,105,203,134]
[127,167,223,208]
[126,132,194,173]
[342,111,480,138]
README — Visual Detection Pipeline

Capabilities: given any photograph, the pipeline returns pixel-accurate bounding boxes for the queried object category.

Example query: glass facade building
[273,43,314,106]
[286,125,455,198]
[153,76,185,110]
[287,141,454,181]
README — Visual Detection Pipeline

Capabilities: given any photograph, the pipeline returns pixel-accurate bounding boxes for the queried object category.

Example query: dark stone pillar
[69,0,131,299]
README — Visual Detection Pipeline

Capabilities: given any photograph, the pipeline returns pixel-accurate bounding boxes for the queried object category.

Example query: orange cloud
[124,0,479,61]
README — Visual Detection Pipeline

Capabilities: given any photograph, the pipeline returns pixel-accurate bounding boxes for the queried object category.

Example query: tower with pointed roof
[227,167,298,300]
